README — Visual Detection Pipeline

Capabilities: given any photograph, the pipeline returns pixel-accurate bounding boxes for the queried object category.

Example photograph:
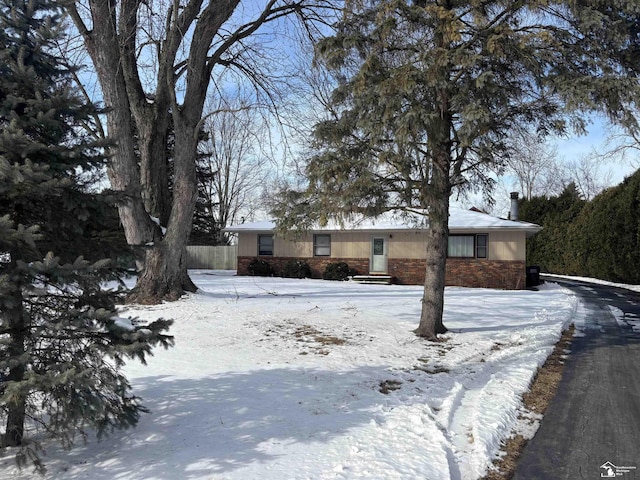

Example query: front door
[371,236,388,273]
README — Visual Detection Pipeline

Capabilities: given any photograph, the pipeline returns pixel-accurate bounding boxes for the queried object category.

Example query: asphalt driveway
[513,277,640,480]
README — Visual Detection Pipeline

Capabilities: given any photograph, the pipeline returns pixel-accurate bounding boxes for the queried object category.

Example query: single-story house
[224,204,541,290]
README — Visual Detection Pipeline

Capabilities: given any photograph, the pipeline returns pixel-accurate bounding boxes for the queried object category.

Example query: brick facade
[446,259,526,290]
[238,256,369,279]
[389,258,526,289]
[237,256,526,289]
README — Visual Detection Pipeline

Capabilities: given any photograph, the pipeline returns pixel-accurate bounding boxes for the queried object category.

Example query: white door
[371,236,388,273]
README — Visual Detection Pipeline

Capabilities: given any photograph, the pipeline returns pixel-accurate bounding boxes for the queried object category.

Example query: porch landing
[351,275,393,285]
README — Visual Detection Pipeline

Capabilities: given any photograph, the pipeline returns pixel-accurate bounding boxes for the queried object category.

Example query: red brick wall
[447,259,526,290]
[389,258,526,289]
[237,256,526,289]
[237,256,369,279]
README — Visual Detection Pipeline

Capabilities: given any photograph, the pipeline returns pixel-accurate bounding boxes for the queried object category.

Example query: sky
[66,0,639,223]
[454,114,639,217]
[554,116,638,183]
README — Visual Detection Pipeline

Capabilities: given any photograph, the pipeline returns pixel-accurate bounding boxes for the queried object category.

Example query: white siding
[238,229,527,261]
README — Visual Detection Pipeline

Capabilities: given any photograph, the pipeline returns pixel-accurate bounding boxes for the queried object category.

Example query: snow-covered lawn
[1,272,583,480]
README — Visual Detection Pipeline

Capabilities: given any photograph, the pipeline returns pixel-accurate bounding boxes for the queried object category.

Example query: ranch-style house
[224,203,541,290]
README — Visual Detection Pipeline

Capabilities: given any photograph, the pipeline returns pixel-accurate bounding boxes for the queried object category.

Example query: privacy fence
[186,245,237,270]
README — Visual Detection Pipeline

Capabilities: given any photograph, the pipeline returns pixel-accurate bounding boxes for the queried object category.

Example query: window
[476,234,488,259]
[373,237,384,255]
[314,234,331,256]
[258,235,273,256]
[448,234,488,258]
[448,235,474,258]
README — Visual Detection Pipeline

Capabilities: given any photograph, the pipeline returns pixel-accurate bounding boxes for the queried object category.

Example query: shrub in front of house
[322,261,351,281]
[248,258,274,276]
[281,259,312,279]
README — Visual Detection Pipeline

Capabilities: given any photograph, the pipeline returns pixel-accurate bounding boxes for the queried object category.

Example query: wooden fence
[186,245,237,270]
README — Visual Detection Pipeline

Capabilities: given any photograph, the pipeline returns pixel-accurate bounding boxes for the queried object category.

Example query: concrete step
[351,275,393,285]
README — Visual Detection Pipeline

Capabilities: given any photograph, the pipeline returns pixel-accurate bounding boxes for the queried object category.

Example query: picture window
[258,235,274,256]
[313,234,331,256]
[448,234,488,259]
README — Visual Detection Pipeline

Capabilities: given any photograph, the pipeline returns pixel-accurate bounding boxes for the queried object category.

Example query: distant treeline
[520,169,640,284]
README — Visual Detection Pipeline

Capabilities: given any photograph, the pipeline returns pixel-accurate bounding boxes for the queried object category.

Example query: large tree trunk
[414,12,453,340]
[137,113,172,225]
[69,1,196,303]
[2,375,25,447]
[68,0,264,304]
[129,245,197,303]
[74,0,157,251]
[127,116,200,303]
[415,156,450,340]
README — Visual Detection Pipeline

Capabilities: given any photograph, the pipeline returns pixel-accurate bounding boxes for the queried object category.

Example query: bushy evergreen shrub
[248,258,274,276]
[520,183,585,274]
[322,261,351,281]
[520,172,640,284]
[281,259,312,279]
[568,171,640,283]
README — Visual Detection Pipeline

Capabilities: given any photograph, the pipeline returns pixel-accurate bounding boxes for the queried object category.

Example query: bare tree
[602,123,640,169]
[564,152,614,200]
[66,0,334,303]
[501,127,618,207]
[505,130,562,200]
[196,98,268,245]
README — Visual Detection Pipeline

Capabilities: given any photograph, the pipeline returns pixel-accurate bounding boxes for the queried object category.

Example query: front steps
[351,275,393,285]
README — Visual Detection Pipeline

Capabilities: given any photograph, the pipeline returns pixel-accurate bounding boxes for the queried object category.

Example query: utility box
[526,265,541,288]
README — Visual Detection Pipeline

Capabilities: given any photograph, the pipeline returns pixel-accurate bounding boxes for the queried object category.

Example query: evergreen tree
[520,171,640,284]
[520,183,586,273]
[274,0,640,339]
[190,159,222,246]
[568,170,640,283]
[0,0,173,471]
[189,131,223,246]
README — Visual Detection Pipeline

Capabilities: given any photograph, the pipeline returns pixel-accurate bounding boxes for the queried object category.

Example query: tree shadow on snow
[54,366,412,479]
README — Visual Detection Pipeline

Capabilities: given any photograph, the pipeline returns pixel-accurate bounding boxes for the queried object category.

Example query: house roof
[225,207,542,236]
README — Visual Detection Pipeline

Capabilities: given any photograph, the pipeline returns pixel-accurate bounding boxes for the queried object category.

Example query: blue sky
[554,120,637,185]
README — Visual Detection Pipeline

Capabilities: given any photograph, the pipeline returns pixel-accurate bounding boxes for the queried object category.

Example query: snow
[225,207,541,234]
[149,215,167,235]
[0,272,583,480]
[112,316,135,331]
[609,305,640,333]
[544,273,640,294]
